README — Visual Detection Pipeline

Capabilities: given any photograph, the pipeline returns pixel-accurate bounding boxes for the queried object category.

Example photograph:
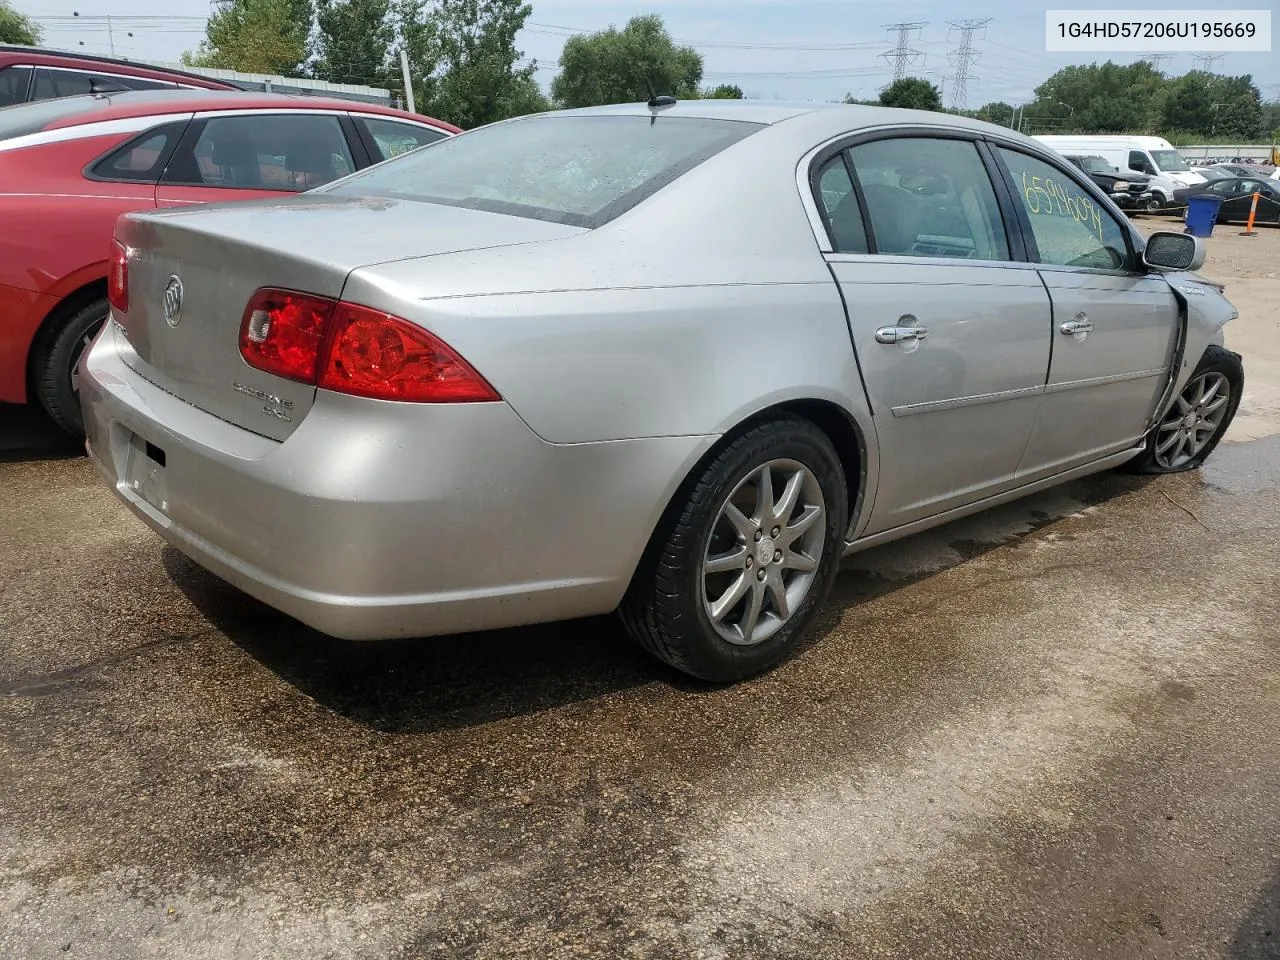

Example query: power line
[879,22,927,83]
[946,18,991,111]
[1193,54,1226,73]
[1145,53,1174,73]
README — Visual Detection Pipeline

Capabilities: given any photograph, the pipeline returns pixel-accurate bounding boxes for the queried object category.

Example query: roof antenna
[645,76,677,111]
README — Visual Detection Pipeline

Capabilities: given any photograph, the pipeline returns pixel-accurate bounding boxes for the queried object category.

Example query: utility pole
[1193,54,1226,73]
[880,22,928,83]
[946,18,991,112]
[399,48,416,114]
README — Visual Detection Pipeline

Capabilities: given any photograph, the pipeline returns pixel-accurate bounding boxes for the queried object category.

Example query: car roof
[530,98,1029,140]
[32,89,460,132]
[0,44,234,88]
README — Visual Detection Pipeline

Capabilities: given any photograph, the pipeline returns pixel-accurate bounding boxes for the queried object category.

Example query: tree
[313,0,394,88]
[403,0,548,129]
[976,101,1015,126]
[551,14,702,108]
[702,83,743,99]
[183,0,311,75]
[0,0,41,45]
[878,77,942,112]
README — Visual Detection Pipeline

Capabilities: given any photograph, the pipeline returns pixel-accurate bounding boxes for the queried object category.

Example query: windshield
[0,94,108,141]
[1151,149,1190,172]
[1199,167,1232,181]
[1075,156,1113,173]
[325,114,764,228]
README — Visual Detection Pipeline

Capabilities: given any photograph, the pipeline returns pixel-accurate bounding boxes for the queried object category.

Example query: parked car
[0,89,458,434]
[1034,134,1205,210]
[0,45,237,106]
[1173,177,1280,224]
[1194,166,1235,182]
[1211,162,1276,179]
[1062,154,1152,209]
[81,101,1243,683]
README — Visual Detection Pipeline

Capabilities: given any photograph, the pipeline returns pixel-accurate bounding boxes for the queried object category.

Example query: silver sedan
[80,100,1244,682]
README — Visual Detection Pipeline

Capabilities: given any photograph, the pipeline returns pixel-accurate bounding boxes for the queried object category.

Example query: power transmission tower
[1193,54,1226,73]
[946,18,991,111]
[1146,54,1173,73]
[880,22,928,83]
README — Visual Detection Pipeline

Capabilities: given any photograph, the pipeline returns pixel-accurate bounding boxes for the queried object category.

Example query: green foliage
[0,0,41,46]
[976,101,1015,126]
[313,0,394,87]
[551,14,703,108]
[878,77,942,112]
[402,0,547,129]
[702,83,743,100]
[183,0,311,75]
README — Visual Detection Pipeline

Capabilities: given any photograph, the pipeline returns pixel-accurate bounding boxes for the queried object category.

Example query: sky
[16,0,1280,109]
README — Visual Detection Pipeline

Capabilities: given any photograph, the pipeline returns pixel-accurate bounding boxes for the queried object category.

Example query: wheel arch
[623,397,875,599]
[26,277,108,398]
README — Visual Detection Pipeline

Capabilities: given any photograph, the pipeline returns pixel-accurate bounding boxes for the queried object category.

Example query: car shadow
[166,469,1154,735]
[0,403,82,463]
[1229,862,1280,958]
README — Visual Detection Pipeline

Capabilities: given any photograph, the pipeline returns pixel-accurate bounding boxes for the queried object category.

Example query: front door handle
[875,324,929,345]
[1059,314,1093,336]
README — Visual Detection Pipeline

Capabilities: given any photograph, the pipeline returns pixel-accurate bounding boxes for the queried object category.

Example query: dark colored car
[1211,162,1277,179]
[0,46,239,108]
[1063,154,1152,209]
[1173,177,1280,225]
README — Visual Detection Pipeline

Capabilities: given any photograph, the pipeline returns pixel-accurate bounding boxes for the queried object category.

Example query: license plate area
[123,431,169,514]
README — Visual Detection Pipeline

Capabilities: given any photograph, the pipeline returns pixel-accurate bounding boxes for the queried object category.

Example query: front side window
[162,114,354,191]
[325,115,764,228]
[846,137,1010,260]
[999,148,1131,271]
[814,153,868,254]
[1128,150,1153,173]
[359,117,447,161]
[1150,149,1190,172]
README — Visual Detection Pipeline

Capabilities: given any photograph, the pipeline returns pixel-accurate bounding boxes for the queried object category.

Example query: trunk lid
[113,194,585,440]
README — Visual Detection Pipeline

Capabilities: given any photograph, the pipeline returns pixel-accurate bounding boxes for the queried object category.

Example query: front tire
[620,414,848,683]
[1145,194,1166,212]
[1126,345,1243,474]
[32,299,108,438]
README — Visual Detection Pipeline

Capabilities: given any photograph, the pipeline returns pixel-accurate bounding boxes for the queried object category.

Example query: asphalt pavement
[2,399,1278,959]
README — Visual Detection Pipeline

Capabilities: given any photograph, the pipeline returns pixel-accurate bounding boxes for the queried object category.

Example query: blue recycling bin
[1184,195,1223,237]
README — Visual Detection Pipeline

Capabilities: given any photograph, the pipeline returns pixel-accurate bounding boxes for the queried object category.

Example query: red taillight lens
[108,239,128,313]
[318,302,500,403]
[238,288,336,384]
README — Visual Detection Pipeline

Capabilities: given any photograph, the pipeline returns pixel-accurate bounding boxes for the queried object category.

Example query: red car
[0,89,459,434]
[1,45,238,106]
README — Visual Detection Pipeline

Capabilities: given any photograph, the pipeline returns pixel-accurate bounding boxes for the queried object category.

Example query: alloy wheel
[68,318,106,396]
[1153,371,1231,469]
[700,459,827,647]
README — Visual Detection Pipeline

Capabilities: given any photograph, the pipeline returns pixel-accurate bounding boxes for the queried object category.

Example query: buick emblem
[162,276,184,327]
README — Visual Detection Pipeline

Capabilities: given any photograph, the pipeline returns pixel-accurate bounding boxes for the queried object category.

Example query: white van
[1033,135,1205,210]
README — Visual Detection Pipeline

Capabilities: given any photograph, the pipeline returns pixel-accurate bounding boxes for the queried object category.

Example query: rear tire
[1125,345,1243,474]
[619,414,848,683]
[32,299,108,439]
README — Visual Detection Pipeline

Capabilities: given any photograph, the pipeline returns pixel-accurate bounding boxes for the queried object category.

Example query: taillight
[238,289,499,403]
[238,289,335,384]
[108,239,128,313]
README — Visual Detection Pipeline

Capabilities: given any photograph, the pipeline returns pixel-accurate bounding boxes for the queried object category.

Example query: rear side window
[847,137,1010,261]
[359,116,447,161]
[90,121,188,183]
[162,114,355,191]
[0,66,32,107]
[814,153,868,254]
[326,115,764,227]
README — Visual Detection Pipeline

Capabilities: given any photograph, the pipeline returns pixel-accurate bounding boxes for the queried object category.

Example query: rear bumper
[80,325,715,639]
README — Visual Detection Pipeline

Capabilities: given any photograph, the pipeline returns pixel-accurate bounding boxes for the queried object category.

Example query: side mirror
[1144,232,1206,272]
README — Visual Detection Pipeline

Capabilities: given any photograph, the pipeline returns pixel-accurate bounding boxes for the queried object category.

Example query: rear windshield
[0,94,106,141]
[324,114,764,228]
[1074,156,1113,174]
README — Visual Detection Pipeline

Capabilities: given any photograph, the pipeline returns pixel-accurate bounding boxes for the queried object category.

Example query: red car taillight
[239,289,335,383]
[108,239,129,313]
[238,288,499,403]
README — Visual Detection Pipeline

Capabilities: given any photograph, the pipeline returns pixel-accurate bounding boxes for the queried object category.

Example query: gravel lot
[2,220,1279,959]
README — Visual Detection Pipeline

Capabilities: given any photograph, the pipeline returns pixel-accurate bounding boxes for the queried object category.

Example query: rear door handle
[875,325,929,345]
